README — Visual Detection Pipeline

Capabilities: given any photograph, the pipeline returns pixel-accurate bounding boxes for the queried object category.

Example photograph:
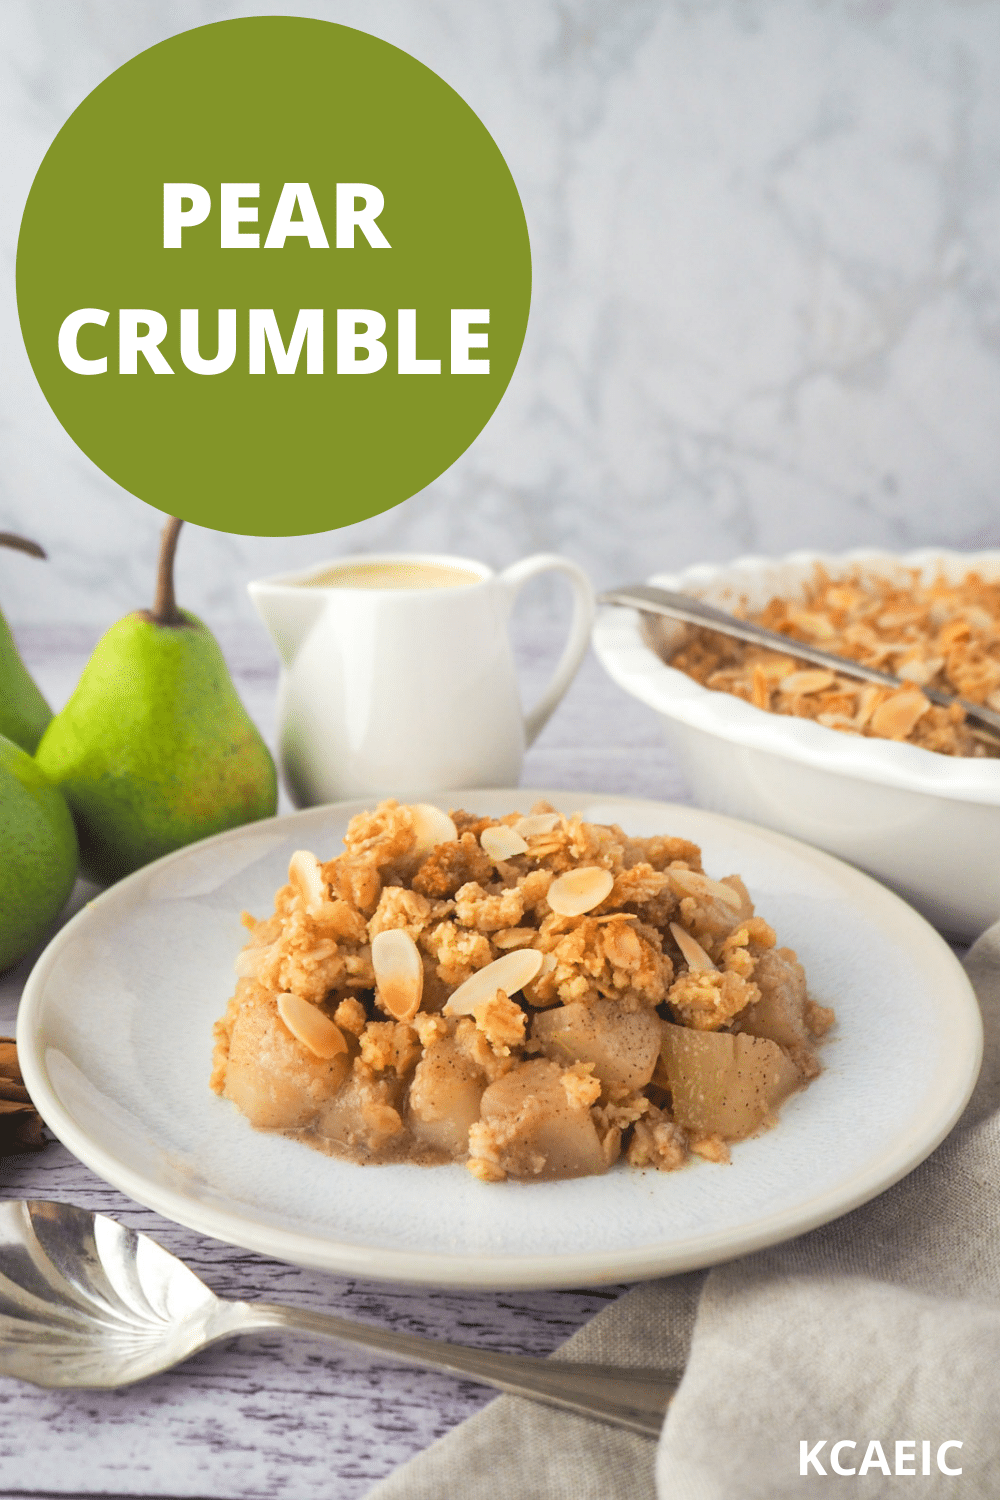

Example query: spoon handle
[238,1301,676,1437]
[600,582,1000,740]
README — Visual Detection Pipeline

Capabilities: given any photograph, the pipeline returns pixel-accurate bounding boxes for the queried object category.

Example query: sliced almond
[520,840,564,857]
[853,685,881,729]
[408,804,458,857]
[234,944,272,979]
[827,585,862,611]
[546,866,614,918]
[289,849,327,913]
[756,656,799,682]
[870,690,930,741]
[515,812,561,837]
[668,868,743,909]
[817,713,859,732]
[876,608,920,632]
[492,926,538,950]
[786,609,836,641]
[778,669,836,696]
[937,617,970,649]
[871,640,910,659]
[539,952,557,976]
[896,655,944,687]
[480,825,529,861]
[443,949,544,1016]
[669,923,717,972]
[965,604,994,633]
[276,993,347,1059]
[371,928,424,1021]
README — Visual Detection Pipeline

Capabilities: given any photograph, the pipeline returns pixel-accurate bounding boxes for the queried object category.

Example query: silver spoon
[0,1200,675,1437]
[600,582,1000,741]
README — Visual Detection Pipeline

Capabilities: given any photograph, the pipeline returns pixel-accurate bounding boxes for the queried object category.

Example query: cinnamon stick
[0,1038,46,1153]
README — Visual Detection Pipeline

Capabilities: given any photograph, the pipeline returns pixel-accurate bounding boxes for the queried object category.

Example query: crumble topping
[650,564,1000,757]
[211,800,833,1181]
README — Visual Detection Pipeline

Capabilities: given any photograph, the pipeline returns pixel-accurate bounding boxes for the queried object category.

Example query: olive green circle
[16,17,531,536]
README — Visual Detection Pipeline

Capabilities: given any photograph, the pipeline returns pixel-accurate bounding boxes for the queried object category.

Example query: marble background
[2,0,1000,635]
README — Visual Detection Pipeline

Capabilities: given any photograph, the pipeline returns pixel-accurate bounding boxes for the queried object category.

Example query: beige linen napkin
[369,923,1000,1500]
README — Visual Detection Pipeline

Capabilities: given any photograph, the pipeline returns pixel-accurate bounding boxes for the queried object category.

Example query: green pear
[36,517,277,884]
[0,733,78,971]
[0,533,53,753]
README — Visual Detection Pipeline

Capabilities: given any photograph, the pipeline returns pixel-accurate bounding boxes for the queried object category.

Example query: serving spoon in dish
[0,1199,675,1437]
[600,582,1000,742]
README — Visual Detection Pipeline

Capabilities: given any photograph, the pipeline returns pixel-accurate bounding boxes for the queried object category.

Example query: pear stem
[151,516,185,626]
[0,533,46,560]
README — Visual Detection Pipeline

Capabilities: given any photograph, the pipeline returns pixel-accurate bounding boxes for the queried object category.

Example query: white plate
[18,791,982,1290]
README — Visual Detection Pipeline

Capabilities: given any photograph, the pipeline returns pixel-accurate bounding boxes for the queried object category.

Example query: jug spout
[248,581,327,669]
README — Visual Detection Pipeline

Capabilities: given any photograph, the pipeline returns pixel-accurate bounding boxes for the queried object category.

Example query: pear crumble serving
[648,565,1000,758]
[211,800,834,1181]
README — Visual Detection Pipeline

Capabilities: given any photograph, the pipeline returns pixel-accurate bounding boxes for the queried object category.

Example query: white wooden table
[0,619,691,1499]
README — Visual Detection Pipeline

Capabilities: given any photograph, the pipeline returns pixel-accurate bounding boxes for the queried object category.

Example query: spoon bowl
[0,1199,239,1387]
[0,1200,675,1436]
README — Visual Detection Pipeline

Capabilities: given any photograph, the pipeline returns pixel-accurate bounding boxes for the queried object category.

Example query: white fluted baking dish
[593,548,1000,941]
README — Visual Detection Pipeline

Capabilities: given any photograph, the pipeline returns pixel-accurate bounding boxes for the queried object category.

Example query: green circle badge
[17,18,531,535]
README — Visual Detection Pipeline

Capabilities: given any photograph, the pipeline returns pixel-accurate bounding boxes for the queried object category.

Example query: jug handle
[498,555,595,747]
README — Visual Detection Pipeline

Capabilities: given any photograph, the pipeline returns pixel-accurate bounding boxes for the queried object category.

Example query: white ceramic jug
[249,551,595,806]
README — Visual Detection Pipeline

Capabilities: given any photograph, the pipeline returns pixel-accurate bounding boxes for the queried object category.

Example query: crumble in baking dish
[651,565,1000,758]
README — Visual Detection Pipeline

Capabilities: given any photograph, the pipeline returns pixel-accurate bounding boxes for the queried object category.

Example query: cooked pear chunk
[472,1059,607,1179]
[317,1072,405,1157]
[408,1038,487,1157]
[659,1023,801,1140]
[220,983,348,1131]
[531,1001,663,1092]
[731,948,822,1077]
